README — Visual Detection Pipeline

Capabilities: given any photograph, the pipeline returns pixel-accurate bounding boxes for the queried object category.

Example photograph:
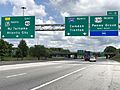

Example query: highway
[0,58,120,90]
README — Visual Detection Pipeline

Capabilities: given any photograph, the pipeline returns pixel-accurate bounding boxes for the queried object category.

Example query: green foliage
[29,47,35,57]
[18,40,28,60]
[104,46,117,53]
[29,45,49,60]
[6,43,13,57]
[0,39,9,60]
[104,46,117,58]
[16,48,22,58]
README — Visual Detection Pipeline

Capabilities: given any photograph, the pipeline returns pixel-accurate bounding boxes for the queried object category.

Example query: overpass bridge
[0,24,65,31]
[1,23,120,31]
[50,52,78,59]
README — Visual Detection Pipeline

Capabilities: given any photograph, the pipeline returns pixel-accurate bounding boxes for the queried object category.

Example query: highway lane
[0,58,120,90]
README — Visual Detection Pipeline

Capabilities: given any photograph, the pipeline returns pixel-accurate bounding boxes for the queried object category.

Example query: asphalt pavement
[0,58,120,90]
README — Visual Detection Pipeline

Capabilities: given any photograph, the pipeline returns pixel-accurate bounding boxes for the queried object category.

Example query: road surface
[0,58,120,90]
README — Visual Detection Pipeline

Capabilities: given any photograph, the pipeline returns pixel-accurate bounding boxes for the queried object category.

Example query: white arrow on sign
[83,32,87,35]
[16,35,19,38]
[31,35,33,37]
[102,32,106,34]
[2,35,5,38]
[67,33,70,35]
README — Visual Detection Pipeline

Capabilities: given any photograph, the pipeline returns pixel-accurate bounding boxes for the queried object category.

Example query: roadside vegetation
[0,39,70,61]
[104,46,120,62]
[111,54,120,62]
[1,39,120,61]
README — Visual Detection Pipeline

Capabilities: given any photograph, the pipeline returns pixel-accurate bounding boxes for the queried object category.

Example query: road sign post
[65,16,89,36]
[1,16,35,38]
[90,16,118,36]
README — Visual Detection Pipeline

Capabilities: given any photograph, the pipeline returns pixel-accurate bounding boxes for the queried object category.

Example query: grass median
[111,54,120,62]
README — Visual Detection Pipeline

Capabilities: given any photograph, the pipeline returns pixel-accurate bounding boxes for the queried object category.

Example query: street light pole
[21,6,26,16]
[21,7,26,41]
[20,7,27,60]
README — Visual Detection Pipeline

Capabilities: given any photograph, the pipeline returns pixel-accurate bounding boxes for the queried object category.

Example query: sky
[0,0,120,52]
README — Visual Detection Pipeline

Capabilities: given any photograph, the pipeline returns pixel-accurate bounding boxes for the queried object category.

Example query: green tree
[29,45,49,60]
[104,46,117,59]
[29,47,35,57]
[15,48,22,60]
[18,40,28,60]
[0,39,8,60]
[6,43,13,57]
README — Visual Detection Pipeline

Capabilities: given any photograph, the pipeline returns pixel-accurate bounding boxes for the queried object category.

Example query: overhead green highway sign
[107,11,118,16]
[65,16,89,36]
[90,16,118,36]
[77,50,84,55]
[1,16,35,38]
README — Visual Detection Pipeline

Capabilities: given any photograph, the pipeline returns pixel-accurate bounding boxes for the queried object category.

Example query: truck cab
[84,51,90,61]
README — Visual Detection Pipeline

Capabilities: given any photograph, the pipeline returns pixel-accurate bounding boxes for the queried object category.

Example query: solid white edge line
[6,73,27,78]
[31,65,93,90]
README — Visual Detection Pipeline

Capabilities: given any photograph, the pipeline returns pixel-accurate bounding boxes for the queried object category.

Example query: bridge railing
[0,24,65,31]
[0,23,120,31]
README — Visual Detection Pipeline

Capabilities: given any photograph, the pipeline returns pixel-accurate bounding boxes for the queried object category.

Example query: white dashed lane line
[6,73,27,78]
[31,65,93,90]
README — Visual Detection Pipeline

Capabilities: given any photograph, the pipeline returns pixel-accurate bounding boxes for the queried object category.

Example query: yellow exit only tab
[5,17,10,21]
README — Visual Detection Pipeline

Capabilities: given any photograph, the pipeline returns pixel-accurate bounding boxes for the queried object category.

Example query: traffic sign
[90,16,118,36]
[65,16,89,36]
[107,11,118,16]
[1,16,35,38]
[77,50,84,55]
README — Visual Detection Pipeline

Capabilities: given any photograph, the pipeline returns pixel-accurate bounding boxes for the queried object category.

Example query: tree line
[0,39,70,61]
[104,46,118,59]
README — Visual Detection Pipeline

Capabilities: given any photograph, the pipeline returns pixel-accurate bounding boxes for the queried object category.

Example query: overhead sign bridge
[1,23,120,31]
[35,24,65,31]
[0,24,65,31]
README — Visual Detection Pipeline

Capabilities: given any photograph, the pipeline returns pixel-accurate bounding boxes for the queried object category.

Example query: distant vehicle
[84,51,90,61]
[89,56,96,62]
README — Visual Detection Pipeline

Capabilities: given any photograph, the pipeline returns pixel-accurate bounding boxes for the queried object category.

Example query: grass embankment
[1,57,38,61]
[1,57,66,61]
[111,54,120,62]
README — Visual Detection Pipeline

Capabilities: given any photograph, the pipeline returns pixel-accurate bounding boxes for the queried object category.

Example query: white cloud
[0,0,47,17]
[9,0,56,24]
[1,0,120,52]
[11,0,47,17]
[46,16,56,24]
[61,12,70,21]
[48,0,120,52]
[61,12,70,17]
[36,16,56,24]
[50,0,62,5]
[0,0,8,4]
[50,0,120,16]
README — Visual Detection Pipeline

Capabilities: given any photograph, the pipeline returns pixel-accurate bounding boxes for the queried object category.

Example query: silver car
[89,56,96,62]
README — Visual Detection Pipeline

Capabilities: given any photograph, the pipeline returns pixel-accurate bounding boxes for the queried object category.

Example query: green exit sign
[1,16,35,39]
[65,16,89,36]
[107,11,118,16]
[77,50,84,55]
[90,16,118,36]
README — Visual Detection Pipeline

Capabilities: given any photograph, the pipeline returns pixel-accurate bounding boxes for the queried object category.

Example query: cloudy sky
[0,0,120,52]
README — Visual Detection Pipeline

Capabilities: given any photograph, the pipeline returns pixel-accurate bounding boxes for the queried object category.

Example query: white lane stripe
[6,73,26,78]
[55,66,63,68]
[0,62,58,71]
[31,65,92,90]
